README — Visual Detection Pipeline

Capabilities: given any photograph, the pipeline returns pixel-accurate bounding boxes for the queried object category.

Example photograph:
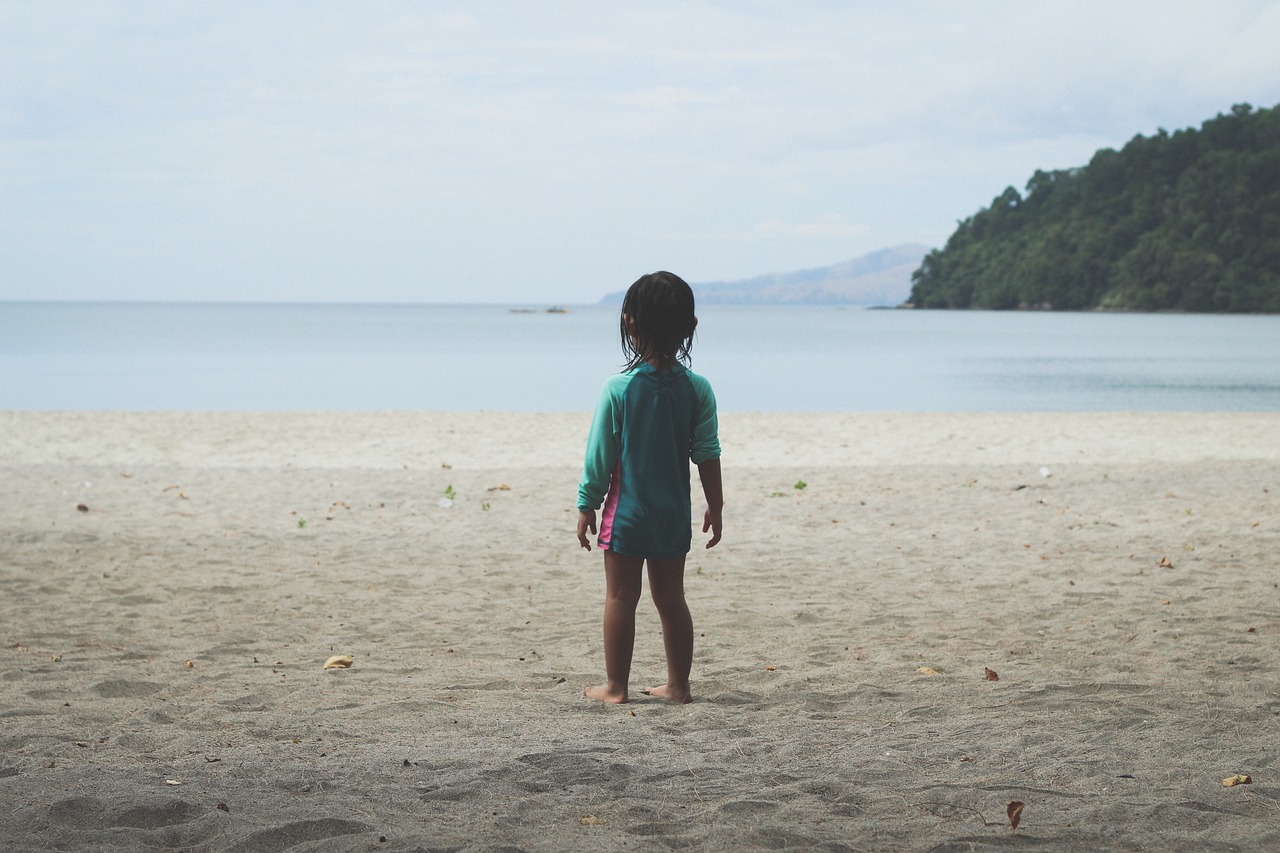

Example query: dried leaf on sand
[1007,800,1024,831]
[323,655,354,669]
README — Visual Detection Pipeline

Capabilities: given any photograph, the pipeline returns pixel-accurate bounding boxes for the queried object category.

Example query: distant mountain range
[600,243,929,306]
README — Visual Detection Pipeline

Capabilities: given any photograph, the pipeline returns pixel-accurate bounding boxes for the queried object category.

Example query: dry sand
[1,411,1277,852]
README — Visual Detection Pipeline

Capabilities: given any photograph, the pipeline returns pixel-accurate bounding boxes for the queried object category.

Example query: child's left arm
[577,375,623,551]
[577,509,597,551]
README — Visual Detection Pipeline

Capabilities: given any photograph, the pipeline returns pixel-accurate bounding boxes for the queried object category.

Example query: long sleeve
[687,372,720,464]
[577,374,626,511]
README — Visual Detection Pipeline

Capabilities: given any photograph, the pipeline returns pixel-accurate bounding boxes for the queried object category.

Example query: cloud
[753,217,870,240]
[1,1,1278,302]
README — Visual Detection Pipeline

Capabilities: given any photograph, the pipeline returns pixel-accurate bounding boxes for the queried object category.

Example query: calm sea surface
[2,302,1279,412]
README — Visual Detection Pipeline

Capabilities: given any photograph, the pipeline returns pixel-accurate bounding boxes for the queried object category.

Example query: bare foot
[642,684,693,705]
[584,683,628,704]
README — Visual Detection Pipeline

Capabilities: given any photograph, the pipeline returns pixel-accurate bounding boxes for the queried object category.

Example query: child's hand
[702,506,722,549]
[577,510,597,551]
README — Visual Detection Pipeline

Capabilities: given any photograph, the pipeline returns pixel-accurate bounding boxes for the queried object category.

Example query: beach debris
[1007,801,1024,831]
[487,484,511,491]
[984,667,1000,681]
[1039,467,1051,478]
[765,664,777,671]
[323,655,354,670]
[165,780,182,786]
[917,666,940,676]
[183,659,194,669]
[76,503,89,513]
[216,802,230,812]
[1222,774,1252,787]
[1158,556,1174,568]
[579,815,608,826]
[627,710,637,717]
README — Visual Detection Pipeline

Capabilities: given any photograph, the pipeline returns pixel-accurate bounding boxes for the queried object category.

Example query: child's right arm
[697,457,723,548]
[688,373,721,549]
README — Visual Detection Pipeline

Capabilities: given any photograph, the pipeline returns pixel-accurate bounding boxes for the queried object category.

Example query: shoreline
[3,410,1278,468]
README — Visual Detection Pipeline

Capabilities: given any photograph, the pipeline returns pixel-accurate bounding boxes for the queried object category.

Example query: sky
[2,2,1279,304]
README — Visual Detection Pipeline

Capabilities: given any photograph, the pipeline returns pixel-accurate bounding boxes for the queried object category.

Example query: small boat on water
[510,306,572,314]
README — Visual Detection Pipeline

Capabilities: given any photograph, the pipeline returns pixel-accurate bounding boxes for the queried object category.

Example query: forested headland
[907,103,1280,312]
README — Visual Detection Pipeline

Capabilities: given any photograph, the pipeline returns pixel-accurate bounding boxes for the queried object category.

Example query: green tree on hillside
[909,103,1280,312]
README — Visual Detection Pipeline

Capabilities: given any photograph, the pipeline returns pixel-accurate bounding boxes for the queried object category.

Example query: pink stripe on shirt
[597,462,621,551]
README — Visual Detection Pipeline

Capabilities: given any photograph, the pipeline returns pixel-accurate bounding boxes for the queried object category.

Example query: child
[576,271,723,705]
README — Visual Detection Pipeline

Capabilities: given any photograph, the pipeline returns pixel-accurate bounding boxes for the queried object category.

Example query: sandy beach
[1,410,1277,852]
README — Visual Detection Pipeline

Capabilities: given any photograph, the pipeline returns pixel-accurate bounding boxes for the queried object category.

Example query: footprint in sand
[231,818,373,853]
[48,796,202,830]
[91,680,163,699]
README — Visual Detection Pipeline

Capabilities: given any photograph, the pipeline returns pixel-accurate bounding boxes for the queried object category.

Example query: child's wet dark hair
[620,271,697,370]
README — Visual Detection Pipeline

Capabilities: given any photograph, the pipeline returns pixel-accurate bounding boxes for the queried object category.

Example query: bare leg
[643,554,694,704]
[584,551,644,704]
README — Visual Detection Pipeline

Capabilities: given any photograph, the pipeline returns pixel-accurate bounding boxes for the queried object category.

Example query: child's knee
[650,587,688,614]
[607,586,643,607]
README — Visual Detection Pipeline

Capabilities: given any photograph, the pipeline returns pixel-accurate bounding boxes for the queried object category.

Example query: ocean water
[2,301,1279,412]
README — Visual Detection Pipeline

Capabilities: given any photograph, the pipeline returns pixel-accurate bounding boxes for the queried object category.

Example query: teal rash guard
[577,363,720,559]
